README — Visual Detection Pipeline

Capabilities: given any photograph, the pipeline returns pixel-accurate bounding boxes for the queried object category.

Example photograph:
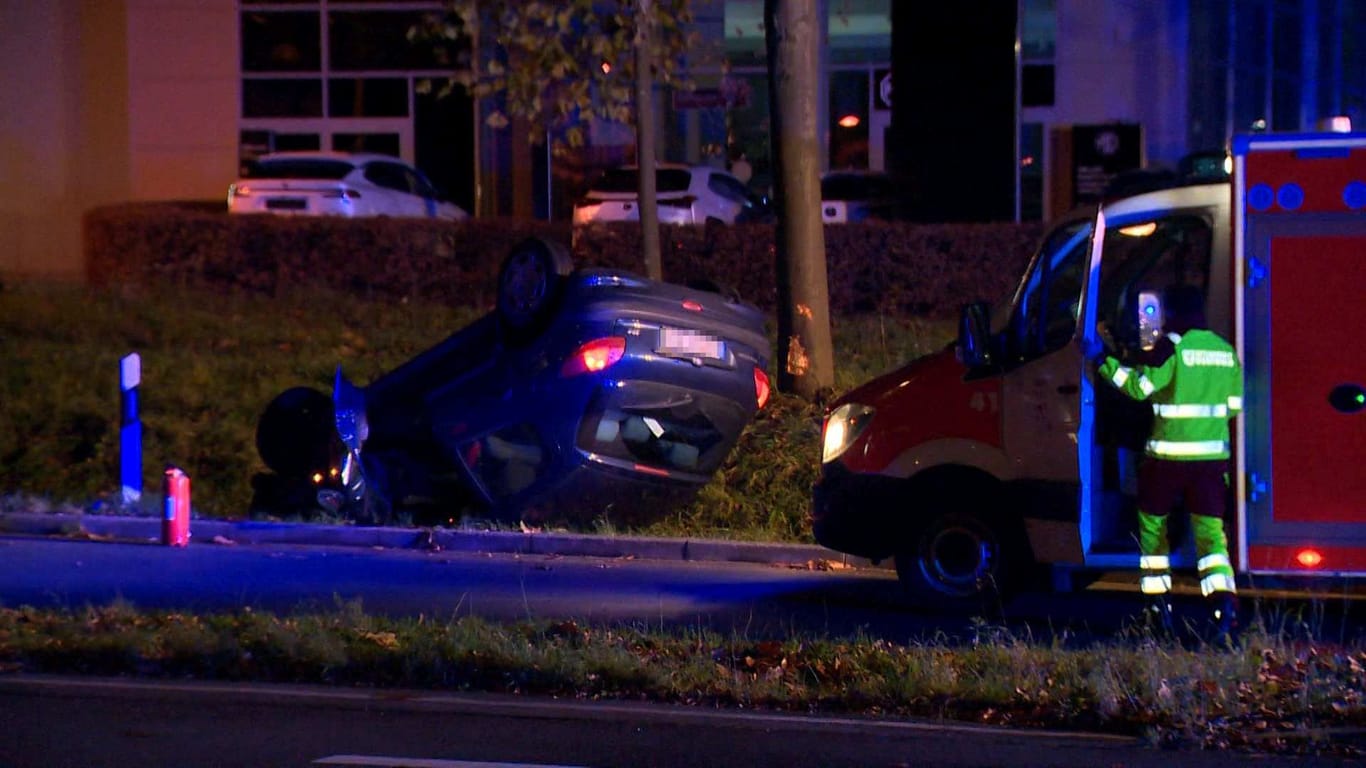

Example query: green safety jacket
[1097,328,1244,460]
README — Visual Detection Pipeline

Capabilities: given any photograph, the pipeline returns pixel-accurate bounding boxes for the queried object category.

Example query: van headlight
[822,403,875,463]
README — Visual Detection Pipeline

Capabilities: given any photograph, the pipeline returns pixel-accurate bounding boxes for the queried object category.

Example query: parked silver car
[228,151,468,220]
[572,164,771,227]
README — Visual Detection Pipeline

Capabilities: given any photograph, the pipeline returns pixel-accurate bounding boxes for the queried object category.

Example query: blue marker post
[120,353,142,507]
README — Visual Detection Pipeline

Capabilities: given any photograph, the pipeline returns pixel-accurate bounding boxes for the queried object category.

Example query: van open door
[1076,210,1111,567]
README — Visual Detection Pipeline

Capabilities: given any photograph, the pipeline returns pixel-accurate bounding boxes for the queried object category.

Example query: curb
[0,512,888,570]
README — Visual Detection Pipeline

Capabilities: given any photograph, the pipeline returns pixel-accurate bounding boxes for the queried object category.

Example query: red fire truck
[812,131,1366,610]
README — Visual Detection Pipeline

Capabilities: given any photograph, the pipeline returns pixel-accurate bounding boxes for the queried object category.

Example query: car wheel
[497,236,574,343]
[256,387,334,478]
[893,494,1029,614]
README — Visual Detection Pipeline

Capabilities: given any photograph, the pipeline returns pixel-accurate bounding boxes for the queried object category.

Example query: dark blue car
[253,238,771,527]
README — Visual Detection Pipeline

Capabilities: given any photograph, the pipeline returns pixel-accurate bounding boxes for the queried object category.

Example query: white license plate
[657,328,726,360]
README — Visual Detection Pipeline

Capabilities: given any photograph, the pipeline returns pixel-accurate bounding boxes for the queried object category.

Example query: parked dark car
[820,171,900,223]
[251,238,772,527]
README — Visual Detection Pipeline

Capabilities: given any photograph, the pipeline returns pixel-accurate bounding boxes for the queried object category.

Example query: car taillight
[561,337,626,376]
[658,195,698,209]
[229,184,250,197]
[754,367,771,409]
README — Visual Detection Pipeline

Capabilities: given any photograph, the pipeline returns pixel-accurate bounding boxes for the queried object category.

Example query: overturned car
[251,238,771,527]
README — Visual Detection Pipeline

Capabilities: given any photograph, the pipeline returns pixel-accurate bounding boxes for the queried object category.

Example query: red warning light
[1295,549,1324,568]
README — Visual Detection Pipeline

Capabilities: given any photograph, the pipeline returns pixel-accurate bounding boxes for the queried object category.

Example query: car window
[463,423,547,499]
[243,159,354,180]
[410,169,438,199]
[1008,220,1092,362]
[707,173,755,204]
[575,386,749,476]
[1095,214,1213,346]
[365,162,413,194]
[592,168,693,194]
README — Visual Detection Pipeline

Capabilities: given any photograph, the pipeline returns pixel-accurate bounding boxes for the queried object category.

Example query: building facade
[1,0,1361,278]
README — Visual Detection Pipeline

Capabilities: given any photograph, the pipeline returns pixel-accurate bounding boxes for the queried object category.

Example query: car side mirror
[956,301,994,368]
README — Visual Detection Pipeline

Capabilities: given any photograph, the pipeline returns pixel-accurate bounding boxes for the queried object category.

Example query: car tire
[893,490,1031,615]
[497,236,574,343]
[256,387,334,478]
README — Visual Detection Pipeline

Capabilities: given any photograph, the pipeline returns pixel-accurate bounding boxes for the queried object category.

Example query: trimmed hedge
[84,203,1044,319]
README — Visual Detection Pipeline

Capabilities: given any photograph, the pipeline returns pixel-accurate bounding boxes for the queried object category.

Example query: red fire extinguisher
[162,466,191,547]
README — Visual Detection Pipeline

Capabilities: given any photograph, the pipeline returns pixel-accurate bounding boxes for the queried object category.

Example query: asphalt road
[0,531,1220,644]
[0,525,1362,645]
[3,675,1361,768]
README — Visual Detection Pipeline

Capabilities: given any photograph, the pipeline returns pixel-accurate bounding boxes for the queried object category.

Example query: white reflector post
[120,353,142,506]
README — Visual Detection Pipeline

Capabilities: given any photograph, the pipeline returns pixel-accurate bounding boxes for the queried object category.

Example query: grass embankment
[2,601,1363,755]
[0,281,951,540]
[3,282,1366,756]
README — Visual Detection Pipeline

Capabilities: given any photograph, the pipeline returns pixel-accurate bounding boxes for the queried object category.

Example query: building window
[830,70,869,169]
[328,78,409,118]
[243,78,324,118]
[1022,64,1055,108]
[333,133,401,156]
[1020,0,1056,60]
[242,11,321,72]
[329,11,465,71]
[1020,122,1044,221]
[1020,0,1055,107]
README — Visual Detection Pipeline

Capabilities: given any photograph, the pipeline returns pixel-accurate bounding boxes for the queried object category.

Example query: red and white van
[812,131,1366,610]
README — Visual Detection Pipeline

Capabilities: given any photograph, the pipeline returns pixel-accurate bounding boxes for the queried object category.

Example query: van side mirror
[956,301,994,368]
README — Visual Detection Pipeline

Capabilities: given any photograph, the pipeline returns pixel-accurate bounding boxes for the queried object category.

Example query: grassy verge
[1,601,1363,756]
[0,281,953,541]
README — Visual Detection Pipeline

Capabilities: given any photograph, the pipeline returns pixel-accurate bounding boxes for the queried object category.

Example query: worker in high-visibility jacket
[1086,284,1243,643]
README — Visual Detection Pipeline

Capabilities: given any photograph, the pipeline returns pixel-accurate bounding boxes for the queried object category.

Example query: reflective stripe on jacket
[1097,329,1244,460]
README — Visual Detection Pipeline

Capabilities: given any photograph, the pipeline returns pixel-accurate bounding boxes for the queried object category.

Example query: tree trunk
[635,0,662,280]
[765,0,835,400]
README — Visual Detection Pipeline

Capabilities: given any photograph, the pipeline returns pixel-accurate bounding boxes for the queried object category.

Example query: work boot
[1209,591,1239,649]
[1143,596,1175,640]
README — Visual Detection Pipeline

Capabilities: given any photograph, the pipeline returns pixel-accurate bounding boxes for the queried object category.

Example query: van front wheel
[894,507,1024,614]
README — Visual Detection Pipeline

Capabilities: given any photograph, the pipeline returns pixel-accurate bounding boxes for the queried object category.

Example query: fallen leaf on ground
[779,559,855,571]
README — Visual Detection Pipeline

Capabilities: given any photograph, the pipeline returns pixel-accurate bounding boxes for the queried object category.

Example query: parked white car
[228,151,468,221]
[572,164,771,227]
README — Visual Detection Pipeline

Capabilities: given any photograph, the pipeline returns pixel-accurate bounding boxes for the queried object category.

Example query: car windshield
[593,168,693,193]
[243,159,355,180]
[822,174,893,200]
